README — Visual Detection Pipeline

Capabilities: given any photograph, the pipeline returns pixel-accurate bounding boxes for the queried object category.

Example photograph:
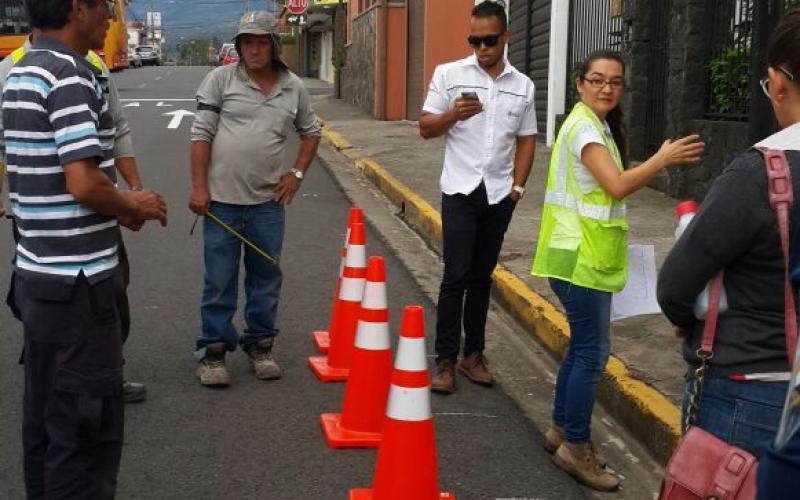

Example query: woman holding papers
[531,50,703,491]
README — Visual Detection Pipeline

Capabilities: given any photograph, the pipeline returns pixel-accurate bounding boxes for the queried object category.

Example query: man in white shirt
[420,0,537,394]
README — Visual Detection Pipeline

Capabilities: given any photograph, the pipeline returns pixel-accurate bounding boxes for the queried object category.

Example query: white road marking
[155,76,162,81]
[156,102,173,107]
[123,102,140,108]
[163,109,195,129]
[138,83,147,88]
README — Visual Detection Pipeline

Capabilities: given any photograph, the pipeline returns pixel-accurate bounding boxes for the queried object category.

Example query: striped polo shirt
[2,37,118,285]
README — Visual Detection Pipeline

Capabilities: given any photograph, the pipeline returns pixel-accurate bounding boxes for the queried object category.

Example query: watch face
[294,170,303,179]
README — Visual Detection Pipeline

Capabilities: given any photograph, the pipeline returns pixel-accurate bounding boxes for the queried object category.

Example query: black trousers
[435,183,515,363]
[15,273,124,500]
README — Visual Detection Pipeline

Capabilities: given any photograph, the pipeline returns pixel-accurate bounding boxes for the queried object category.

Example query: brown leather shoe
[544,425,607,468]
[554,442,619,492]
[457,351,493,386]
[431,359,456,394]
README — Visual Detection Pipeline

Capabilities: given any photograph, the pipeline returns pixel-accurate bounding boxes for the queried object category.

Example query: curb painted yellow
[321,127,354,151]
[318,117,682,461]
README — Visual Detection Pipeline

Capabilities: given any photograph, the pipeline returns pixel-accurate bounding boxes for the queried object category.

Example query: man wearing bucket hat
[189,11,321,387]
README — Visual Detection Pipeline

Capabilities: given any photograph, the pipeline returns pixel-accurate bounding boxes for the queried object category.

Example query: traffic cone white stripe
[339,277,366,301]
[385,385,432,422]
[354,321,391,350]
[338,228,350,276]
[395,337,427,372]
[361,281,388,309]
[344,244,366,268]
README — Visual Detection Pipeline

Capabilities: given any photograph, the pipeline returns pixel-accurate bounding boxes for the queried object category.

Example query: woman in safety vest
[531,50,704,491]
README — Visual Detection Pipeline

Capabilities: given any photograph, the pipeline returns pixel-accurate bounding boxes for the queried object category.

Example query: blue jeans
[197,201,284,353]
[682,378,787,457]
[549,278,612,443]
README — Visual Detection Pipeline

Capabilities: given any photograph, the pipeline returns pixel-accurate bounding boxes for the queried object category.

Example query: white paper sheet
[611,244,662,321]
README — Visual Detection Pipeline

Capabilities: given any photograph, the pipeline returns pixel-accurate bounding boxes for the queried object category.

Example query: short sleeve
[518,83,537,136]
[47,67,103,166]
[422,65,449,114]
[568,121,606,159]
[294,81,321,137]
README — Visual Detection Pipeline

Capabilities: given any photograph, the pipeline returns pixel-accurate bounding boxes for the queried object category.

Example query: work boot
[196,342,231,387]
[245,338,282,380]
[123,380,147,403]
[553,442,620,492]
[431,359,456,394]
[457,351,493,386]
[544,425,607,468]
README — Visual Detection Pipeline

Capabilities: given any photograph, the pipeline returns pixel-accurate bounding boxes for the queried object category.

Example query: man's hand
[451,96,483,121]
[274,173,301,205]
[124,189,168,226]
[118,215,145,232]
[509,190,521,204]
[189,186,211,215]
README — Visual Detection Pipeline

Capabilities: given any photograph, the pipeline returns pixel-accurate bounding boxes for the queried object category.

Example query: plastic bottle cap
[675,201,699,218]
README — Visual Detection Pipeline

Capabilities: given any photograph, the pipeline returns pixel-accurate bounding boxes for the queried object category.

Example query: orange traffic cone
[350,306,455,500]
[313,207,364,354]
[321,256,393,448]
[308,222,367,382]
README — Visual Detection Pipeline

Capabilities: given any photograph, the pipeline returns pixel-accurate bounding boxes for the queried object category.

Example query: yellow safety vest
[10,45,108,78]
[531,102,628,293]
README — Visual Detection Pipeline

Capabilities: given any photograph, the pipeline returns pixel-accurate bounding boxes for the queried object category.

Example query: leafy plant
[708,47,751,117]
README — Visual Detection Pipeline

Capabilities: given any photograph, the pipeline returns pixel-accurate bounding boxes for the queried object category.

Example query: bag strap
[757,147,798,364]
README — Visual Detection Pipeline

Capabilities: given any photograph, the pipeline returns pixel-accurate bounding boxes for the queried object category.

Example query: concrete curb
[318,120,681,463]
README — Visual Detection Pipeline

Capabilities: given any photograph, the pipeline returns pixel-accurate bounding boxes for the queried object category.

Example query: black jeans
[15,273,124,500]
[435,183,515,363]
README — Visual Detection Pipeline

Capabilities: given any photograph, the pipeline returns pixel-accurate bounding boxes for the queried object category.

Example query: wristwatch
[291,168,304,181]
[512,185,526,198]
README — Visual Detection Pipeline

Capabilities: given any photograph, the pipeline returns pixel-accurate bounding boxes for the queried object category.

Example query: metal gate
[565,0,625,109]
[643,0,671,157]
[508,0,551,134]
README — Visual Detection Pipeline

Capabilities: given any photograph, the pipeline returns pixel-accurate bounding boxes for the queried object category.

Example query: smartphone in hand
[461,91,480,101]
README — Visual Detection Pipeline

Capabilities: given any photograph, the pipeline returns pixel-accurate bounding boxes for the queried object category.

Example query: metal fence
[565,0,625,109]
[706,0,754,120]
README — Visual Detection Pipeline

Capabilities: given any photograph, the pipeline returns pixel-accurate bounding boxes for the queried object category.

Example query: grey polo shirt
[190,64,321,205]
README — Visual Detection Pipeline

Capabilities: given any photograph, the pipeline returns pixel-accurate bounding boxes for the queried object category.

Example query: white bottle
[673,201,728,319]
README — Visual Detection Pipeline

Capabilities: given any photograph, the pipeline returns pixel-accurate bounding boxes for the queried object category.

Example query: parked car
[127,47,142,68]
[136,45,160,66]
[222,48,239,66]
[218,43,234,65]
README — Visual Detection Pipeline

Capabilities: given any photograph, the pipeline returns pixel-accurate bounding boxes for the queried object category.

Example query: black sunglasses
[467,33,503,49]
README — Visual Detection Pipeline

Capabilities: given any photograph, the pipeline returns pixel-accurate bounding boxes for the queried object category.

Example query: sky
[126,0,282,43]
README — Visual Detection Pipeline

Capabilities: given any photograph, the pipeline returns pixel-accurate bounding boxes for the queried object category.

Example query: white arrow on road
[123,102,140,108]
[163,110,195,129]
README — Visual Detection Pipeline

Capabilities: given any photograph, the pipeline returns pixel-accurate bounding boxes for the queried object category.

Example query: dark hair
[768,7,800,79]
[580,49,628,167]
[471,1,507,33]
[234,34,288,71]
[24,0,98,30]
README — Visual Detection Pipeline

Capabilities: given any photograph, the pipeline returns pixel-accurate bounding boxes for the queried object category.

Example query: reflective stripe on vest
[532,101,629,293]
[10,45,108,78]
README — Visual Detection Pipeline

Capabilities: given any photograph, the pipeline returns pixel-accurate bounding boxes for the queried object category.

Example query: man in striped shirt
[2,1,166,497]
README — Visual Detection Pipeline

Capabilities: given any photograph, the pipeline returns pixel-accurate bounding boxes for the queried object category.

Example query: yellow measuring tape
[200,212,278,265]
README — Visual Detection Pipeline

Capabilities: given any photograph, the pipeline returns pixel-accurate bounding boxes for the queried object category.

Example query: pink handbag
[659,148,798,500]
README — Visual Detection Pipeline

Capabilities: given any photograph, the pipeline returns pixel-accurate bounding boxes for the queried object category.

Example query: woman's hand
[655,135,705,169]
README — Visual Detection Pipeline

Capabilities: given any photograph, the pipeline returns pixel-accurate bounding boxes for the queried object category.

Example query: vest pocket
[583,220,627,273]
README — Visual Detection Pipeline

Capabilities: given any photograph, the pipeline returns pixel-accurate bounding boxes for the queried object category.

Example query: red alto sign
[286,0,308,15]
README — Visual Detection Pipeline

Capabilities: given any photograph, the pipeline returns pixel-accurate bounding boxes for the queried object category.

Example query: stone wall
[341,8,377,116]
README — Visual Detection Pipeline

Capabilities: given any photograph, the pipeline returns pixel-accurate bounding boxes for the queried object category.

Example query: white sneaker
[196,342,231,387]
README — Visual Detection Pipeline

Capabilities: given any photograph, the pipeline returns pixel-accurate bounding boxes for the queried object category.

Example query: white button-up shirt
[423,55,537,205]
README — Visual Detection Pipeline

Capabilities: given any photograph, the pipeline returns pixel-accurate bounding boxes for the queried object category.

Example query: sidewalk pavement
[306,79,686,463]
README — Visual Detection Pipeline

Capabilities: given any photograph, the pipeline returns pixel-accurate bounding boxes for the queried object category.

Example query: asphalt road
[0,65,587,500]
